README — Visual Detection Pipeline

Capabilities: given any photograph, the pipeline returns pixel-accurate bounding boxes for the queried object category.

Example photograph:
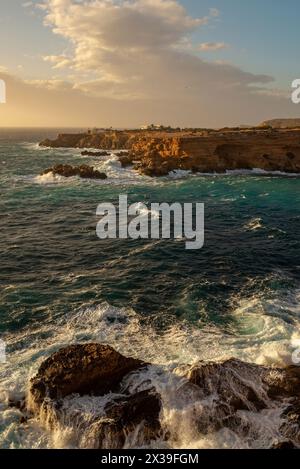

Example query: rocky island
[40,127,300,177]
[41,164,107,180]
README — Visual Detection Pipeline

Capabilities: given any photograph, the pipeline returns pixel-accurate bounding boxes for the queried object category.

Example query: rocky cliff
[40,131,137,150]
[130,129,300,175]
[40,128,300,176]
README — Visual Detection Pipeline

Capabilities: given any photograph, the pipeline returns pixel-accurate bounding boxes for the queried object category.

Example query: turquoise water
[0,129,299,448]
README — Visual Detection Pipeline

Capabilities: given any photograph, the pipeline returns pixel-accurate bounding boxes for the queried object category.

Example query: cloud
[0,67,298,129]
[40,0,272,99]
[197,42,229,51]
[43,0,206,53]
[1,1,298,127]
[43,54,73,69]
[24,78,73,90]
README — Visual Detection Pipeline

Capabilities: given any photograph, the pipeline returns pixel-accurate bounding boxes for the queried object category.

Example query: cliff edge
[40,128,300,176]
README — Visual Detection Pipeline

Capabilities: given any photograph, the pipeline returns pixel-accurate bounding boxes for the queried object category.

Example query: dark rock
[81,150,110,157]
[119,155,133,168]
[41,164,107,180]
[267,366,300,399]
[279,400,300,445]
[29,344,144,409]
[89,390,162,449]
[271,440,297,450]
[8,397,26,412]
[187,359,300,443]
[188,359,268,412]
[271,441,297,450]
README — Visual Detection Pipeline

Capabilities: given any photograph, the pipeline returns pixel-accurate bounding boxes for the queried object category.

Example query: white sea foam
[168,170,192,179]
[184,169,300,178]
[92,153,147,184]
[225,168,300,177]
[34,171,67,184]
[31,152,151,187]
[244,217,264,231]
[0,286,299,449]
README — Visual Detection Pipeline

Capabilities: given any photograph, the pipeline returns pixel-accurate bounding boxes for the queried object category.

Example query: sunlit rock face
[40,129,300,176]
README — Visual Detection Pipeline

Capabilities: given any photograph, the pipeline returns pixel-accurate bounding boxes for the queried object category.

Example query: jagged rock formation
[186,359,300,443]
[40,128,300,176]
[23,344,300,449]
[41,164,107,180]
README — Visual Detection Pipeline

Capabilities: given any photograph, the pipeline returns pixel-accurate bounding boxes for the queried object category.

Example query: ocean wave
[244,217,264,231]
[167,170,192,179]
[31,154,151,187]
[225,168,300,177]
[34,171,69,184]
[1,285,299,449]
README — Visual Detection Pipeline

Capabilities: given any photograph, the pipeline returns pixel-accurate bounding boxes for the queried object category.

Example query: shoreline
[39,128,300,177]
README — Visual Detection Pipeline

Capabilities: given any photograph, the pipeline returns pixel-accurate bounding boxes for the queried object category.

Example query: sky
[0,0,299,127]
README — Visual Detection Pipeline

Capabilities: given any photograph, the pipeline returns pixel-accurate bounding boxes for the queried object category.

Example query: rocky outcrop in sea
[41,164,107,180]
[11,344,300,449]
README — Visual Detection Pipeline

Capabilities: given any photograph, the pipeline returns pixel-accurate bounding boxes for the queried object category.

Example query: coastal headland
[40,127,300,176]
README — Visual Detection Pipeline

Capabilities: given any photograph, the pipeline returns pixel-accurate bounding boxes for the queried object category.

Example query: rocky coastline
[9,343,300,449]
[39,128,300,177]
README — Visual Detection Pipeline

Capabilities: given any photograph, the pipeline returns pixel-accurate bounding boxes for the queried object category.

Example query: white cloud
[24,78,73,90]
[1,1,297,127]
[43,54,73,69]
[40,0,272,100]
[197,42,229,51]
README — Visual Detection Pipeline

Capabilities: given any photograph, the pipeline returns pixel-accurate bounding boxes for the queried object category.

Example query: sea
[0,128,299,449]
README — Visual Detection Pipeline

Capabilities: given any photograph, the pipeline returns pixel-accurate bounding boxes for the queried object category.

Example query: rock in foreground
[29,344,144,409]
[26,345,300,449]
[87,390,162,449]
[28,344,160,449]
[41,164,107,180]
[186,358,300,442]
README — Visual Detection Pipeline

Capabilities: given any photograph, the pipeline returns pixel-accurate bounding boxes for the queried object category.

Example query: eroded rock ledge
[20,343,300,449]
[40,128,300,176]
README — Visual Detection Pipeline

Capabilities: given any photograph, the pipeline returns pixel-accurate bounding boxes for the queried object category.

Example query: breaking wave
[0,287,299,448]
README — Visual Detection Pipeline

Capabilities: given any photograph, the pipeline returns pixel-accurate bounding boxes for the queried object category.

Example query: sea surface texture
[0,129,299,448]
